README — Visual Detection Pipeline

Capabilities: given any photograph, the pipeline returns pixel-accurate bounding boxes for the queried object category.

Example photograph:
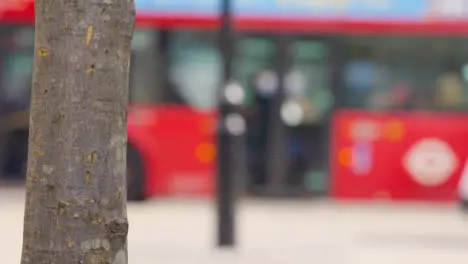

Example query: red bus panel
[128,105,216,198]
[331,110,468,202]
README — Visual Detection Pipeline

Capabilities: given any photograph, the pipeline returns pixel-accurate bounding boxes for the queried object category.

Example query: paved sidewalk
[2,191,468,263]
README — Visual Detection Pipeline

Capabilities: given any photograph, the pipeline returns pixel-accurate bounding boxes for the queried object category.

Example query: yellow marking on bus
[384,120,405,142]
[195,143,216,163]
[338,147,351,167]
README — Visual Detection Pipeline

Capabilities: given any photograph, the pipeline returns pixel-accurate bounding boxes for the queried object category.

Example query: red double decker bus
[3,0,468,201]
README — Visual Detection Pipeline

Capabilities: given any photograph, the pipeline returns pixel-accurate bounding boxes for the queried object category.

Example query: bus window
[0,27,34,115]
[2,53,33,111]
[1,52,33,111]
[167,30,220,111]
[0,26,34,180]
[234,35,277,189]
[341,35,468,112]
[130,28,161,104]
[235,36,276,106]
[288,39,333,123]
[285,38,332,192]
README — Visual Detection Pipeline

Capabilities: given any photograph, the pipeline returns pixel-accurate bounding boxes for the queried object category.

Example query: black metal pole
[216,0,236,247]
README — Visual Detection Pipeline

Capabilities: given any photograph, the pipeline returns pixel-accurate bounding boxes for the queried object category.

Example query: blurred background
[3,0,468,263]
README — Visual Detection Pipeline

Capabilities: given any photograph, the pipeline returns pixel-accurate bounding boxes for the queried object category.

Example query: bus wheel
[126,144,146,201]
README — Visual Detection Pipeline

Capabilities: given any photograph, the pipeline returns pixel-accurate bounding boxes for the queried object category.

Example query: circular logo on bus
[403,138,458,186]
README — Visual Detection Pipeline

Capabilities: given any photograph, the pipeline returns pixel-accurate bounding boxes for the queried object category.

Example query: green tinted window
[168,31,220,110]
[341,36,468,111]
[235,36,276,105]
[288,39,332,122]
[292,40,327,61]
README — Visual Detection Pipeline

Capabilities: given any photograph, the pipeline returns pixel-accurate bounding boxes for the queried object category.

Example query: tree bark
[21,0,135,263]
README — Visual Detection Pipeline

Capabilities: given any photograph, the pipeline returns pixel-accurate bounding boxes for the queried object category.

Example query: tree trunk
[21,0,135,263]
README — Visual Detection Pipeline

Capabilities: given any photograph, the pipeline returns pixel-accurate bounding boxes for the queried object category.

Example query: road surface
[2,188,468,263]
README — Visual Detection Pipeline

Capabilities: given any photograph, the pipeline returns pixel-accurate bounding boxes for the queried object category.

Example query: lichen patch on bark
[82,238,111,251]
[85,248,109,264]
[42,165,54,174]
[86,25,94,46]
